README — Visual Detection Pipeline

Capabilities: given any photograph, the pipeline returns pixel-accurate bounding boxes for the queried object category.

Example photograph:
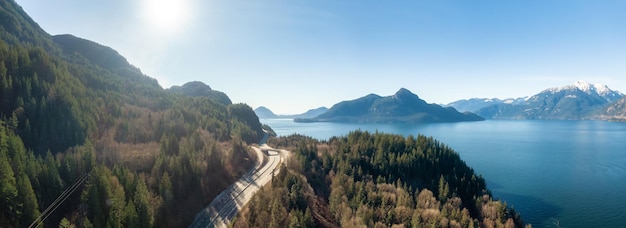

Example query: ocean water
[261,119,626,228]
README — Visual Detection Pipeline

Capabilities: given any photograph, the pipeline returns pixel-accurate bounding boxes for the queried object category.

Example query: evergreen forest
[235,132,529,228]
[0,0,264,226]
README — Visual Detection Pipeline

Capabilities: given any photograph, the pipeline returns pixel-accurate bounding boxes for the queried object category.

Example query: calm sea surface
[261,119,626,228]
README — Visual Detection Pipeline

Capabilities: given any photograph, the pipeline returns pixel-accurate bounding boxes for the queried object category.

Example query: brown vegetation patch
[309,196,339,228]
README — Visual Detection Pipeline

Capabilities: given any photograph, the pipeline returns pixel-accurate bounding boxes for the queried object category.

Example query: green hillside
[167,81,232,105]
[0,0,264,227]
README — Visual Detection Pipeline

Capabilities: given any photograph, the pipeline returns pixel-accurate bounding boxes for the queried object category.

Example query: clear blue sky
[16,0,626,114]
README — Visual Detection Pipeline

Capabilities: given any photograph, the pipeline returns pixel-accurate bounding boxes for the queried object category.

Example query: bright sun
[141,0,191,33]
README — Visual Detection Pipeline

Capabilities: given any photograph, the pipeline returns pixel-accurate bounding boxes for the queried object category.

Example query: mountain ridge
[546,80,623,102]
[297,88,484,123]
[0,0,57,51]
[53,34,132,70]
[473,81,624,120]
[447,97,528,113]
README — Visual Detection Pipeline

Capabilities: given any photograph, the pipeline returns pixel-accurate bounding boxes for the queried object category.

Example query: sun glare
[141,0,191,34]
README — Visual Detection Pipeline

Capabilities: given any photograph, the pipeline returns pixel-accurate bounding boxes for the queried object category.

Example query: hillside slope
[0,0,264,227]
[596,96,626,121]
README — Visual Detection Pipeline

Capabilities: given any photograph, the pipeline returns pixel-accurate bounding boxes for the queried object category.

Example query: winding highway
[190,143,289,228]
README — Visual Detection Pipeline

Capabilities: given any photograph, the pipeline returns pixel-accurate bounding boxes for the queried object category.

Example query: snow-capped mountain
[543,80,623,103]
[475,81,624,120]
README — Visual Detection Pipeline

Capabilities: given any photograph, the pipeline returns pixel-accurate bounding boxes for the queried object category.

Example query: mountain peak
[395,87,411,94]
[544,81,623,102]
[181,81,212,90]
[168,81,232,105]
[573,80,592,91]
[567,80,614,95]
[572,80,609,94]
[255,106,271,111]
[393,88,418,99]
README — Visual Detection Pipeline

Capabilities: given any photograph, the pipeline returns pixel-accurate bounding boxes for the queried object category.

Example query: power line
[28,173,90,228]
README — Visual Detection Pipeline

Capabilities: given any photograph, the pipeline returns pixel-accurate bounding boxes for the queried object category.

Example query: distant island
[254,106,328,119]
[294,88,484,123]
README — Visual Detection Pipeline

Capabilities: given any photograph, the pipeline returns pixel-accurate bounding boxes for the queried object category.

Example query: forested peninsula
[235,132,529,228]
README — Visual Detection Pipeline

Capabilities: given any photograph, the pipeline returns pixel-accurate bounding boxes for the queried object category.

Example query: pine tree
[438,175,450,202]
[84,179,104,228]
[0,124,18,224]
[159,172,173,204]
[134,179,153,228]
[58,217,72,228]
[8,111,18,131]
[123,201,139,227]
[16,173,39,226]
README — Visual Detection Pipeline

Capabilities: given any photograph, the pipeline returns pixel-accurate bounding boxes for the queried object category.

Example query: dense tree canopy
[0,0,267,226]
[236,132,529,228]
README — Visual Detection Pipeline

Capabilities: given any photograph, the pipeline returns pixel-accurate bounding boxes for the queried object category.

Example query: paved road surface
[190,144,289,228]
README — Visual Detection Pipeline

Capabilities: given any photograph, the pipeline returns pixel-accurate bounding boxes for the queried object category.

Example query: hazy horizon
[16,0,626,114]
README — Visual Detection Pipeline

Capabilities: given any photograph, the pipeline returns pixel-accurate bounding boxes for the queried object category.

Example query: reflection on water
[262,119,626,228]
